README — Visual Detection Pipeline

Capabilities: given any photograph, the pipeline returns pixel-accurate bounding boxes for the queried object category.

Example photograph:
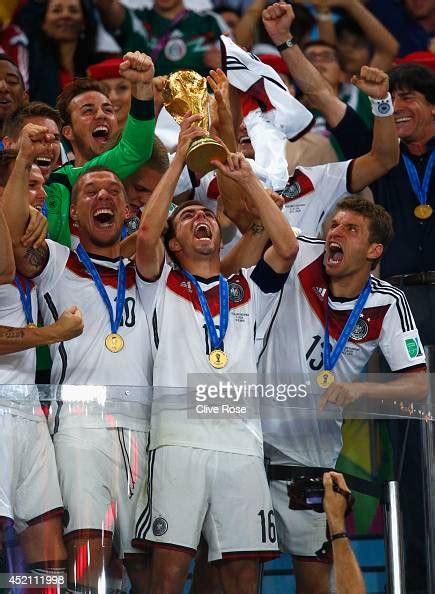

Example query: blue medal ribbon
[15,274,34,326]
[402,150,435,206]
[182,270,229,351]
[76,244,126,334]
[323,278,372,372]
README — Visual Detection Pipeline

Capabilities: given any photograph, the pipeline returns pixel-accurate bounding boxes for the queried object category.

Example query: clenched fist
[17,123,57,166]
[351,65,389,100]
[120,51,154,83]
[262,2,295,46]
[55,306,84,341]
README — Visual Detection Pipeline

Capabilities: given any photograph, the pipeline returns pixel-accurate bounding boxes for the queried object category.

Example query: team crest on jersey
[281,180,301,200]
[164,37,187,61]
[350,317,369,341]
[229,281,245,303]
[152,517,168,536]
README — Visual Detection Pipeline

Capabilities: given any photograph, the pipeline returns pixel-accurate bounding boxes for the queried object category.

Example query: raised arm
[208,68,257,233]
[0,306,84,355]
[232,0,268,49]
[348,66,399,192]
[318,0,399,73]
[2,124,54,277]
[94,0,126,32]
[262,2,346,128]
[0,208,15,284]
[70,52,155,178]
[213,154,298,273]
[135,114,207,280]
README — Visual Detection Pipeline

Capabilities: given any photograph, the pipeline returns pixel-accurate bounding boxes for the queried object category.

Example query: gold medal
[105,333,124,353]
[414,204,433,219]
[209,349,228,369]
[27,323,37,328]
[317,370,335,389]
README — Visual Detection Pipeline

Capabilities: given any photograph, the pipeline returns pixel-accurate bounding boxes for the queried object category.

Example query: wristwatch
[275,38,297,52]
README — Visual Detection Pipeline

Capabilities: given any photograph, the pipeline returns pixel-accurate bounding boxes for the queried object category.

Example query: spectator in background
[0,55,28,147]
[367,0,435,56]
[95,0,227,77]
[15,0,100,106]
[311,0,399,79]
[214,4,242,31]
[302,40,373,155]
[0,21,28,89]
[217,0,267,51]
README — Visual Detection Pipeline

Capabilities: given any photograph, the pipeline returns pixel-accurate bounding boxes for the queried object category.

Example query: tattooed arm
[0,306,84,355]
[0,210,15,284]
[2,124,53,277]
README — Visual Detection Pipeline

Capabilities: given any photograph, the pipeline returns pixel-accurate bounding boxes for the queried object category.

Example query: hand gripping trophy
[162,70,227,174]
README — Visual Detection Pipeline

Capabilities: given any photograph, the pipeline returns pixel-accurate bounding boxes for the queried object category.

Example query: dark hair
[56,77,110,125]
[389,63,435,105]
[334,197,394,267]
[42,0,98,78]
[302,40,346,70]
[0,54,25,89]
[163,200,220,268]
[3,102,62,140]
[214,5,242,17]
[71,165,126,203]
[0,149,19,186]
[335,16,366,44]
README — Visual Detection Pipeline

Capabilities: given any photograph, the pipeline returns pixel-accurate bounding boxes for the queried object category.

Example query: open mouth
[394,116,411,125]
[92,125,110,143]
[35,156,53,169]
[239,135,251,145]
[327,242,344,265]
[0,98,12,108]
[93,208,115,227]
[194,223,212,240]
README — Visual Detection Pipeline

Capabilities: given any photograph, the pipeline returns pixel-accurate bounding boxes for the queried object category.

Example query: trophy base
[186,137,227,174]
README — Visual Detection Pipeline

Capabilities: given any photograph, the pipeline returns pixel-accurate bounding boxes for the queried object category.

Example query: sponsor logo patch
[405,338,423,359]
[405,337,423,359]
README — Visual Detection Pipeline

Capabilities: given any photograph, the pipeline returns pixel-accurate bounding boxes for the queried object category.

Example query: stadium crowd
[0,0,434,593]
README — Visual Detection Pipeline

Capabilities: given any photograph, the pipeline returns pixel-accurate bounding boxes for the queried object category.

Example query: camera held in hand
[287,475,354,514]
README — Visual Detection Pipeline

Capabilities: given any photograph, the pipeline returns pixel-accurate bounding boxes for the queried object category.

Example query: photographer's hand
[323,472,366,594]
[323,471,349,533]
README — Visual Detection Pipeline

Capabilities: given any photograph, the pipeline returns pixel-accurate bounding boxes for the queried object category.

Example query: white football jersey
[258,237,426,468]
[280,161,351,237]
[0,279,42,419]
[137,261,287,457]
[195,161,351,243]
[35,240,153,432]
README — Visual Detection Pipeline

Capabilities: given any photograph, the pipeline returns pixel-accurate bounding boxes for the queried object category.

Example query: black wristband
[275,38,297,52]
[330,532,348,541]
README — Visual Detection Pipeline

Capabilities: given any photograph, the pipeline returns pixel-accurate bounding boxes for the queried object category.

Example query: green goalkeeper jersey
[45,98,155,247]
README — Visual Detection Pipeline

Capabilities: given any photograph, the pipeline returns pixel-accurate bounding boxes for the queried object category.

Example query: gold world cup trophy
[162,70,227,174]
